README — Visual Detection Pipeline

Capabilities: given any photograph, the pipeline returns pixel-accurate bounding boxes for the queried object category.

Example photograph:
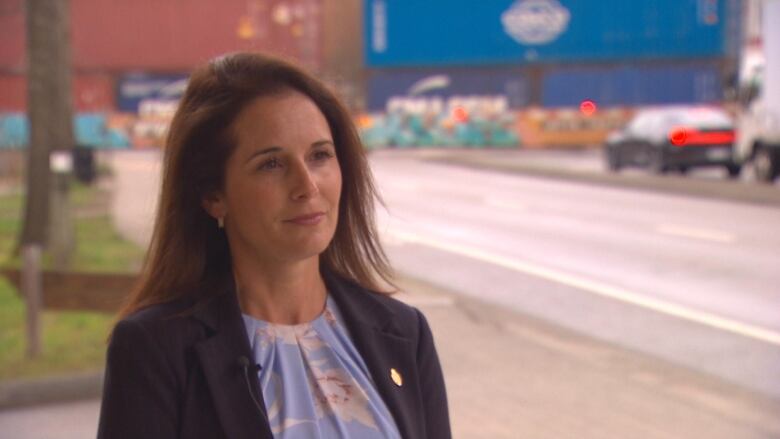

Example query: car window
[626,112,655,135]
[661,109,733,129]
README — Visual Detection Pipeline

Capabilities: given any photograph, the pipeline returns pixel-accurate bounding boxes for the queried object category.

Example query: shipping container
[541,62,724,107]
[364,0,739,67]
[366,69,530,111]
[75,74,115,111]
[0,0,25,71]
[0,0,322,72]
[116,73,189,113]
[73,0,321,71]
[0,75,25,111]
[0,74,115,112]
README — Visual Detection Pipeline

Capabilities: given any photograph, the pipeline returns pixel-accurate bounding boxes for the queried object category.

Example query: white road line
[388,229,780,346]
[483,197,526,212]
[655,223,736,243]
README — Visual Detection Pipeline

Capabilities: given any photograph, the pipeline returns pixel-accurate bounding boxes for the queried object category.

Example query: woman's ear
[201,191,226,221]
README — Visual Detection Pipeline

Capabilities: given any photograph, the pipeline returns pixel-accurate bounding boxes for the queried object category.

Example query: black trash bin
[72,145,96,184]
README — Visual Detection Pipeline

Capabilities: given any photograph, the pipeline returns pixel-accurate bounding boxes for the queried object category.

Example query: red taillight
[669,127,734,147]
[669,127,688,146]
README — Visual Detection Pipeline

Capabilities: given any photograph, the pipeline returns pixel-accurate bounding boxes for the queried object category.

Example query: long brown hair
[119,52,393,318]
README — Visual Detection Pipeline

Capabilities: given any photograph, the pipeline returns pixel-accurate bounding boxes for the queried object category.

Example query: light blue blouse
[241,296,402,438]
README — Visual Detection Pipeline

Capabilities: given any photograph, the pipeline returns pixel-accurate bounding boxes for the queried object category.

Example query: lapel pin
[390,368,403,387]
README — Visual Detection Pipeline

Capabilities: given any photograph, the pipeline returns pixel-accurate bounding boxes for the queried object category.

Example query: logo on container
[501,0,570,45]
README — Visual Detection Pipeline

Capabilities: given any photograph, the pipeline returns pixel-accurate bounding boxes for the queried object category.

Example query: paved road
[371,151,780,399]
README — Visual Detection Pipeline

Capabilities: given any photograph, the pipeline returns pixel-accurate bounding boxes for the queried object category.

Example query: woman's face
[204,91,342,266]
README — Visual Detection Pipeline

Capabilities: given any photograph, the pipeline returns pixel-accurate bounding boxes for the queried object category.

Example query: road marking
[483,197,526,212]
[655,223,735,244]
[388,229,780,346]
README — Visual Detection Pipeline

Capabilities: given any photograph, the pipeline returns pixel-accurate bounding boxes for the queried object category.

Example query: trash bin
[72,145,96,184]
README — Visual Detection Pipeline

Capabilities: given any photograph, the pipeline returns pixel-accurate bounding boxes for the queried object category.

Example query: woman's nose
[289,161,319,200]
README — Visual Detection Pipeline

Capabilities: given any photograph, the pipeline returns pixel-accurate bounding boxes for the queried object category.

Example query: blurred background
[0,0,779,438]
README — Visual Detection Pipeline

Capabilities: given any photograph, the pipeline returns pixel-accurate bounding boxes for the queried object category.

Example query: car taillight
[669,127,734,147]
[669,127,688,146]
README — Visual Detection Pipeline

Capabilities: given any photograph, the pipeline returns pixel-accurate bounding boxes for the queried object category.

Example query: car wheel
[754,146,779,183]
[606,149,621,172]
[678,165,689,175]
[649,148,667,175]
[726,164,741,179]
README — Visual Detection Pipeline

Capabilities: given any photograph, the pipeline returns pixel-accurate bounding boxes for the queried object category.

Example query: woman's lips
[285,212,325,225]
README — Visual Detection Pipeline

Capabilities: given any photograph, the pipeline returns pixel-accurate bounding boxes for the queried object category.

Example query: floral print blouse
[241,296,402,438]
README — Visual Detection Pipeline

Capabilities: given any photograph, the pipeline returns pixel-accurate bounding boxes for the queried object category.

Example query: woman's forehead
[230,92,333,153]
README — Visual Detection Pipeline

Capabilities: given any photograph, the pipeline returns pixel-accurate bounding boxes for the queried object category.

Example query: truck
[735,0,780,182]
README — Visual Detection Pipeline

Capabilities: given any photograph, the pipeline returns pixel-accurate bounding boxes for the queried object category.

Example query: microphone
[237,356,268,422]
[238,355,262,372]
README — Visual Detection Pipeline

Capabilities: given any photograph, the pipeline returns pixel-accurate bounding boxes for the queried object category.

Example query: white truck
[735,0,780,182]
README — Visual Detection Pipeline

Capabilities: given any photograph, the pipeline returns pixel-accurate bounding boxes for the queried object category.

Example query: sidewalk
[4,275,779,438]
[396,276,780,439]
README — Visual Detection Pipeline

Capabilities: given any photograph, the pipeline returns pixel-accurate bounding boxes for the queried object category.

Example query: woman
[96,52,450,439]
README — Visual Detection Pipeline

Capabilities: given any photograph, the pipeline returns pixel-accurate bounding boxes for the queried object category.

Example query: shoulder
[110,295,206,354]
[327,274,430,339]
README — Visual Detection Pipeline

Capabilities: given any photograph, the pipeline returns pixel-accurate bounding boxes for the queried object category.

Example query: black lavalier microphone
[238,356,268,423]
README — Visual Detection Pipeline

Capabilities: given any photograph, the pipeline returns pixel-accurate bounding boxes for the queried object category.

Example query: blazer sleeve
[97,318,180,439]
[415,308,452,439]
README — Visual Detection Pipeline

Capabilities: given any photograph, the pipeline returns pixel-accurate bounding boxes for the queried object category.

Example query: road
[371,150,780,399]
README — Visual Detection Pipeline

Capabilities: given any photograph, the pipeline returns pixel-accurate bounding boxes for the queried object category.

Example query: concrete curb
[0,372,103,410]
[427,154,780,207]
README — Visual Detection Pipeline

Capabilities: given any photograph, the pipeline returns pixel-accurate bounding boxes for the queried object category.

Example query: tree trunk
[21,0,75,260]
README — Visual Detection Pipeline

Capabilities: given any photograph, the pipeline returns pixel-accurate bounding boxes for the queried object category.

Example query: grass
[0,180,145,380]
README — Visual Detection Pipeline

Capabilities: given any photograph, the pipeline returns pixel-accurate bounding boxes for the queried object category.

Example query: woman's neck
[232,257,327,325]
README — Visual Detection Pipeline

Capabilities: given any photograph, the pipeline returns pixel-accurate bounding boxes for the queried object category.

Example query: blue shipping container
[542,63,723,107]
[117,74,188,112]
[365,0,733,67]
[367,69,530,112]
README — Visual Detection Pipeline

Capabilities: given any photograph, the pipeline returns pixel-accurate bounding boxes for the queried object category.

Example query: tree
[20,0,75,357]
[21,0,74,258]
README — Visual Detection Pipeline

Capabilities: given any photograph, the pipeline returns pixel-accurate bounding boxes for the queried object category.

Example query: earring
[217,216,224,229]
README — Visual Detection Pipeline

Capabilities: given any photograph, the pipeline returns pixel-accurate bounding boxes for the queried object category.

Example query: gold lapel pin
[390,368,403,387]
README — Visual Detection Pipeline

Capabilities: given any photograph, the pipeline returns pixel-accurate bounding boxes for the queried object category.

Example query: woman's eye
[312,150,334,161]
[258,158,282,171]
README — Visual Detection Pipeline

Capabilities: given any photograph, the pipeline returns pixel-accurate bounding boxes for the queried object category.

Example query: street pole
[22,245,42,358]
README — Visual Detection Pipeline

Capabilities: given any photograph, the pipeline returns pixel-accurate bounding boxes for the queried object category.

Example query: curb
[0,371,103,410]
[427,154,780,208]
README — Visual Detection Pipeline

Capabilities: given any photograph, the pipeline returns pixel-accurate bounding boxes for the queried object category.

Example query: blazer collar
[190,271,421,439]
[325,272,421,439]
[191,278,274,439]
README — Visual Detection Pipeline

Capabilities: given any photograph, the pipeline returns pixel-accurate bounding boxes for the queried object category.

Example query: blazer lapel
[327,275,423,439]
[192,287,274,439]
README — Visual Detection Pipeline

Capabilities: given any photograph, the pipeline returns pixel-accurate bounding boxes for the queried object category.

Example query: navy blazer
[97,272,451,439]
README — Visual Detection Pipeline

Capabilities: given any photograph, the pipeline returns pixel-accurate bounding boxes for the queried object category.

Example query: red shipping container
[0,0,25,71]
[0,0,322,72]
[0,75,25,111]
[0,73,114,112]
[74,74,115,111]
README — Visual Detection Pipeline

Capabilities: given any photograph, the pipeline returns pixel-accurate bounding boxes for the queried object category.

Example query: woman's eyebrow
[311,139,335,148]
[244,146,282,164]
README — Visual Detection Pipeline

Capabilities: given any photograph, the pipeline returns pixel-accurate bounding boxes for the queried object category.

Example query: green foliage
[0,280,112,379]
[0,180,143,380]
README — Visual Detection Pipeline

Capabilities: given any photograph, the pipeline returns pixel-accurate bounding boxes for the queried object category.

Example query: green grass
[0,180,144,380]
